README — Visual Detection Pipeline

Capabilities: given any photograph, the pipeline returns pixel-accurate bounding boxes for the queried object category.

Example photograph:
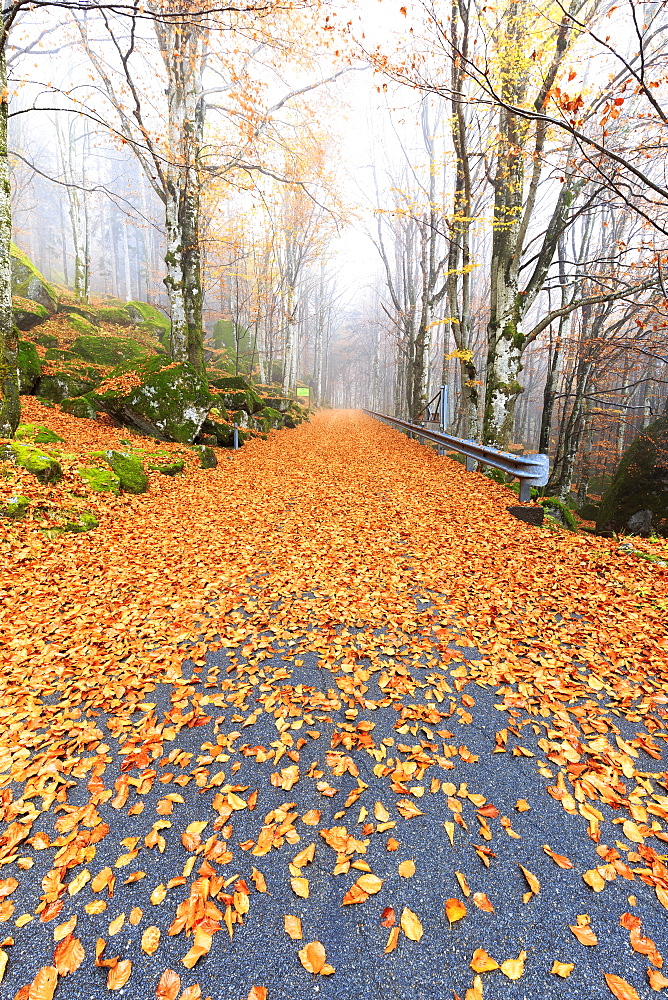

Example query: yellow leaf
[150,884,167,905]
[68,869,91,896]
[185,821,208,836]
[291,878,309,899]
[107,913,125,936]
[0,950,6,984]
[583,868,606,892]
[500,950,527,980]
[284,915,302,940]
[374,802,390,822]
[455,871,470,897]
[356,874,383,894]
[129,907,142,925]
[622,820,644,844]
[551,961,574,977]
[84,900,107,915]
[292,843,315,867]
[465,975,484,1000]
[54,915,77,942]
[398,860,416,878]
[28,965,58,1000]
[400,906,423,942]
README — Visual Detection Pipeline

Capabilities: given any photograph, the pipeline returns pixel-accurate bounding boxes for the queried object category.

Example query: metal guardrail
[363,409,549,502]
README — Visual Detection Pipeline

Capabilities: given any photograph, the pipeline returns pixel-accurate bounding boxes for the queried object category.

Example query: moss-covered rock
[199,417,234,447]
[70,334,150,367]
[32,331,58,348]
[97,306,133,327]
[103,450,148,493]
[125,302,170,346]
[37,371,98,403]
[13,296,49,331]
[577,502,600,521]
[77,466,120,494]
[61,396,98,420]
[597,410,668,536]
[10,244,57,314]
[0,441,62,484]
[149,458,184,476]
[44,348,80,363]
[17,340,42,393]
[91,356,212,443]
[193,444,217,469]
[259,394,291,414]
[257,406,284,431]
[0,494,30,518]
[67,315,99,338]
[539,496,578,531]
[49,509,98,533]
[15,424,63,444]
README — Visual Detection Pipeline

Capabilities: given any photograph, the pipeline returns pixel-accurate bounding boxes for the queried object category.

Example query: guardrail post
[233,424,239,450]
[519,479,532,502]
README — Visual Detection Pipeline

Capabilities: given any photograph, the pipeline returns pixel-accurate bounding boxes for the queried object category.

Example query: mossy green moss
[17,340,42,394]
[192,444,217,469]
[597,410,668,536]
[91,356,212,443]
[15,424,63,444]
[103,450,149,493]
[70,335,150,366]
[38,372,98,403]
[10,244,57,313]
[0,441,62,484]
[77,466,120,494]
[539,496,578,531]
[1,494,30,518]
[149,458,184,476]
[67,315,99,338]
[13,296,48,331]
[61,396,97,420]
[96,306,133,326]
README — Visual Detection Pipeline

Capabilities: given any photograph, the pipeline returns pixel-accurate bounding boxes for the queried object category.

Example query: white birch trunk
[0,44,18,436]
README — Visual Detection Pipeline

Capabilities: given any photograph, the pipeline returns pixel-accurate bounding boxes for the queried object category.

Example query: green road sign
[296,387,310,397]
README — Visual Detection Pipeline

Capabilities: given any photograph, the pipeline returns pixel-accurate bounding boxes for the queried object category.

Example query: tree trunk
[0,45,18,437]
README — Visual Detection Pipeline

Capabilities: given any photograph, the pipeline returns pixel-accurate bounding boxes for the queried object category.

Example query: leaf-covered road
[1,408,668,999]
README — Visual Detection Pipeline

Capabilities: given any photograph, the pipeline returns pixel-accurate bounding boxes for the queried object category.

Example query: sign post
[296,387,310,406]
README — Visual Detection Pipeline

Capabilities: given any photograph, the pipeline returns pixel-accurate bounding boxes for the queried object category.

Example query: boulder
[124,301,170,346]
[597,410,668,536]
[44,348,80,363]
[43,508,98,535]
[61,396,98,420]
[539,497,578,531]
[507,505,544,527]
[103,450,149,493]
[148,458,184,476]
[96,306,133,327]
[1,494,30,519]
[198,417,234,447]
[192,444,217,469]
[10,244,57,314]
[77,467,120,494]
[67,315,99,338]
[17,340,42,393]
[91,356,212,443]
[0,441,62,484]
[32,331,58,348]
[38,371,99,403]
[70,334,150,366]
[626,509,654,537]
[13,296,49,331]
[15,424,63,444]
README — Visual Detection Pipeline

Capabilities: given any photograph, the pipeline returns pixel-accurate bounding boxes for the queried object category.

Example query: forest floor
[1,406,668,1000]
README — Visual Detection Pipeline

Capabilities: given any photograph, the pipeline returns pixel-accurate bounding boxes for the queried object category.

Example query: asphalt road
[3,628,666,1000]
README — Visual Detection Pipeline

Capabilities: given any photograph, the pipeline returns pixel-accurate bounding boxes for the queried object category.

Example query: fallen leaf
[247,989,268,1000]
[464,975,483,1000]
[290,878,309,899]
[551,961,574,977]
[516,799,530,811]
[604,973,641,1000]
[542,845,573,869]
[398,860,416,878]
[570,923,598,946]
[28,966,58,1000]
[472,893,494,913]
[155,969,181,999]
[298,941,327,974]
[53,935,85,976]
[470,948,499,972]
[445,898,467,924]
[380,907,396,928]
[519,865,540,895]
[141,927,161,955]
[400,907,423,942]
[284,915,302,940]
[384,926,399,953]
[649,968,668,990]
[500,951,526,980]
[108,959,132,990]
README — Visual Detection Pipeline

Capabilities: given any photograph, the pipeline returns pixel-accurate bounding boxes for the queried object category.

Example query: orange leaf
[604,973,641,1000]
[470,948,499,972]
[247,989,268,1000]
[551,961,574,977]
[570,923,598,946]
[398,860,416,878]
[384,926,399,953]
[28,966,58,1000]
[400,906,423,941]
[108,959,132,990]
[53,935,85,976]
[298,941,327,974]
[380,907,396,928]
[472,892,494,913]
[648,968,668,990]
[445,898,467,924]
[542,845,573,869]
[155,969,181,999]
[141,926,161,955]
